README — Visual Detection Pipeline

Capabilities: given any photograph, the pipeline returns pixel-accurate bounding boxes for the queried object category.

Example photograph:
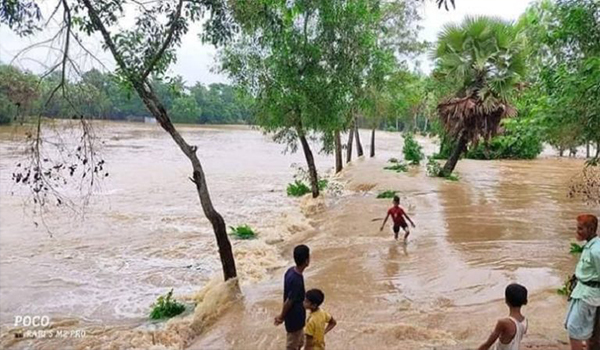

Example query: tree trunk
[298,129,319,198]
[355,123,364,157]
[80,0,239,280]
[370,128,375,157]
[346,125,354,163]
[440,133,468,177]
[596,140,600,158]
[334,130,342,173]
[587,141,591,158]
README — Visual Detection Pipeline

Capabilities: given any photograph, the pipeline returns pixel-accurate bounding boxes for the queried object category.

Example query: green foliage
[557,275,577,297]
[229,225,256,240]
[0,64,39,123]
[384,163,408,173]
[171,96,201,124]
[402,133,424,165]
[570,243,584,255]
[377,190,397,199]
[466,117,544,160]
[286,179,327,197]
[150,289,185,320]
[287,180,311,197]
[426,157,442,177]
[388,158,400,163]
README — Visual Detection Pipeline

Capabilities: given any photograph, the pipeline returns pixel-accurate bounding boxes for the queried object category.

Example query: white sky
[0,0,534,86]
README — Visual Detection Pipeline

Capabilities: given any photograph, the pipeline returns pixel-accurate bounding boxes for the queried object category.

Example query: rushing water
[0,121,595,349]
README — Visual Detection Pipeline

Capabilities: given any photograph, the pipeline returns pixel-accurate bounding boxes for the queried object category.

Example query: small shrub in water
[403,133,424,165]
[150,289,185,320]
[384,163,408,173]
[229,225,256,239]
[426,157,459,181]
[287,180,311,197]
[570,243,584,255]
[377,190,397,199]
[388,158,400,163]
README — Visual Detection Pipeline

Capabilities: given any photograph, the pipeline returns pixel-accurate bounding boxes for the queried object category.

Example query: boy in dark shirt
[275,244,310,350]
[380,196,415,242]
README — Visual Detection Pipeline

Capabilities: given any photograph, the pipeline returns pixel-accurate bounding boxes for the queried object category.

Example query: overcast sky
[0,0,534,86]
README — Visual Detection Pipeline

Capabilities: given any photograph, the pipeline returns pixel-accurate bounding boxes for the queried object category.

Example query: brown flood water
[0,121,595,350]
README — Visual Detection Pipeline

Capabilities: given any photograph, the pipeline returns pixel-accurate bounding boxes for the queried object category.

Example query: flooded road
[0,122,594,349]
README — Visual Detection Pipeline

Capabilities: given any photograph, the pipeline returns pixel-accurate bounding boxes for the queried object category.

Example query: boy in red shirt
[380,196,415,242]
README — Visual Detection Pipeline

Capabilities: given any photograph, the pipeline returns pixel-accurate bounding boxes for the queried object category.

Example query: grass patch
[388,158,400,163]
[377,190,397,199]
[229,225,256,239]
[150,289,186,320]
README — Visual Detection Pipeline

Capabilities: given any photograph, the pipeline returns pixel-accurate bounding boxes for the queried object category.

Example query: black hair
[293,244,310,266]
[306,289,325,307]
[505,283,528,307]
[393,196,400,203]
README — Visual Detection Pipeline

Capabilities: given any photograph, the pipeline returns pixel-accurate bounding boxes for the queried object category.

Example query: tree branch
[140,0,184,81]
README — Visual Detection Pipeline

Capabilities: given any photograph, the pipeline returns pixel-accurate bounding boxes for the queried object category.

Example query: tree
[223,0,381,197]
[0,64,39,123]
[171,95,201,124]
[433,16,527,176]
[3,0,238,281]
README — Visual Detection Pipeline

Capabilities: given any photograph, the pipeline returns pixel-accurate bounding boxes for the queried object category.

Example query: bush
[468,118,543,160]
[384,163,408,173]
[286,179,327,197]
[229,225,256,239]
[388,158,400,163]
[386,126,397,132]
[377,190,397,199]
[426,157,459,181]
[426,157,441,177]
[287,180,311,197]
[403,133,424,165]
[150,289,186,320]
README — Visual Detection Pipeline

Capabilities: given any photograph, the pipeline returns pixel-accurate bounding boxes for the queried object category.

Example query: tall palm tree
[433,16,527,176]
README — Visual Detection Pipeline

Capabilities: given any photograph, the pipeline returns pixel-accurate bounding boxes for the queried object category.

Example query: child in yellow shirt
[303,289,337,350]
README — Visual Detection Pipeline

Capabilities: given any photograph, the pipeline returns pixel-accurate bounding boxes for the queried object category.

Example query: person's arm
[380,212,390,231]
[325,316,337,334]
[404,212,415,228]
[274,298,293,325]
[477,320,503,350]
[304,335,315,350]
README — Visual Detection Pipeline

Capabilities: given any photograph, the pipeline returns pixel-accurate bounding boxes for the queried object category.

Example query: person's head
[576,214,598,241]
[294,244,310,268]
[505,283,528,309]
[393,196,400,207]
[303,288,324,311]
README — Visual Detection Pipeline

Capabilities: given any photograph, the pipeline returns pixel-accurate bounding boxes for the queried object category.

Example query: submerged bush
[388,158,400,163]
[287,180,311,197]
[286,179,328,197]
[403,133,424,165]
[229,225,256,239]
[426,157,459,181]
[377,190,397,199]
[384,163,408,173]
[150,289,186,320]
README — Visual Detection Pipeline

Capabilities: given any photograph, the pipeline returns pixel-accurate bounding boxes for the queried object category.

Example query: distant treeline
[0,64,254,125]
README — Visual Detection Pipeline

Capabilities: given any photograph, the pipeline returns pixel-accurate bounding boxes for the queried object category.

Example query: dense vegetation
[0,65,253,125]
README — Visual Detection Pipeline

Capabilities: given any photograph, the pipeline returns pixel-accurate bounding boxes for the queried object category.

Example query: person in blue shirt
[274,244,310,350]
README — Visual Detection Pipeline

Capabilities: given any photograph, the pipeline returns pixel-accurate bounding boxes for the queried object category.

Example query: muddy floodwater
[0,122,593,349]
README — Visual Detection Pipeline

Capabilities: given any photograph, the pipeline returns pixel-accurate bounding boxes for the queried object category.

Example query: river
[0,121,594,349]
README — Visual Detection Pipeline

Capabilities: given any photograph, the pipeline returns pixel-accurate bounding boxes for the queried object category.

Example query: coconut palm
[433,16,527,176]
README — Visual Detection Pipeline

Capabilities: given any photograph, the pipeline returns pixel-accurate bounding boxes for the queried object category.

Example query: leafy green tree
[223,0,381,197]
[0,64,39,123]
[433,16,527,176]
[171,96,201,124]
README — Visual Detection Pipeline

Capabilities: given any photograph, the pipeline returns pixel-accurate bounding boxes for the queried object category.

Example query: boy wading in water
[275,245,310,350]
[565,214,600,350]
[380,196,415,242]
[478,283,528,350]
[303,289,337,350]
